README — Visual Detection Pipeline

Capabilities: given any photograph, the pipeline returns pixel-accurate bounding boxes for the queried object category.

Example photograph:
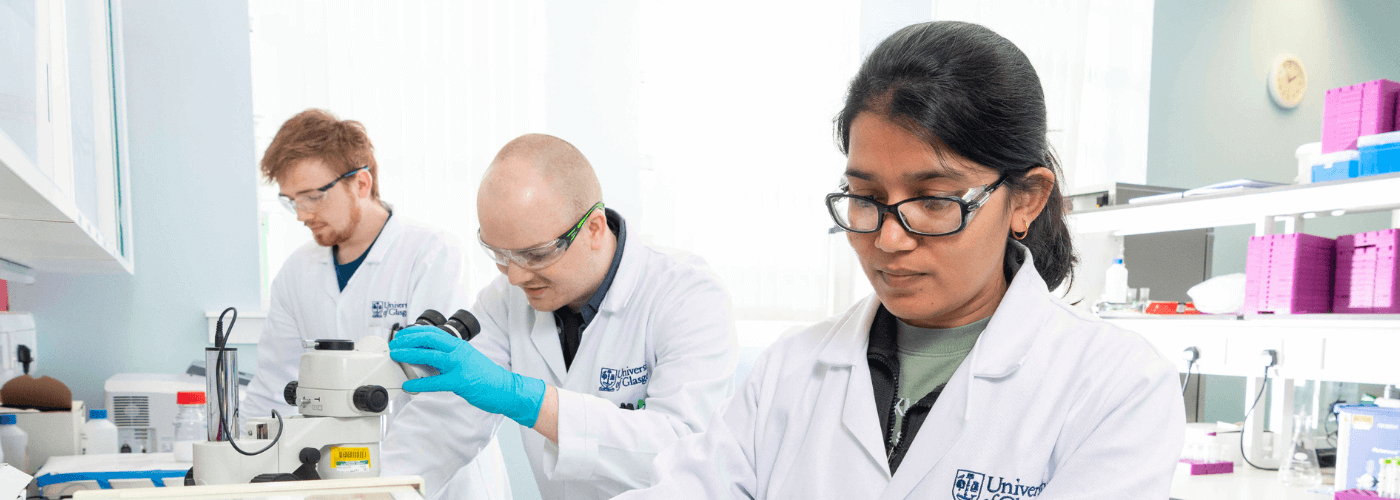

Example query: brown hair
[261,109,379,199]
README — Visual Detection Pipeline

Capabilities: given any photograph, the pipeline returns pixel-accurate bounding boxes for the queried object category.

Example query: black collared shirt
[553,208,626,370]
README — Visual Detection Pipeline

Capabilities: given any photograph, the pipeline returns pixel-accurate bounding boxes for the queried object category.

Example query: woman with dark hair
[614,21,1183,499]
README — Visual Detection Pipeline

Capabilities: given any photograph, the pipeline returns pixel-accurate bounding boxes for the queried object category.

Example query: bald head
[478,134,616,312]
[479,134,603,224]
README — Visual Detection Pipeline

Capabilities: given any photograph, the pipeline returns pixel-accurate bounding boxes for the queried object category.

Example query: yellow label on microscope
[331,446,372,472]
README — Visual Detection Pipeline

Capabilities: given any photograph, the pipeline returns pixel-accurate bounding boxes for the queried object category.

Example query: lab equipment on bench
[0,415,27,472]
[1335,405,1400,496]
[190,307,460,485]
[67,475,427,499]
[1276,419,1322,487]
[172,392,206,462]
[0,402,83,475]
[1179,423,1238,476]
[104,373,206,454]
[34,453,189,497]
[80,410,118,455]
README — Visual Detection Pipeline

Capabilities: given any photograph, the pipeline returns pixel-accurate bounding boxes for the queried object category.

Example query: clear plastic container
[0,414,27,471]
[1278,419,1322,487]
[81,409,119,455]
[173,391,207,462]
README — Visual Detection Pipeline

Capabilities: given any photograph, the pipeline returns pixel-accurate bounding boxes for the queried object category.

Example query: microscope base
[192,415,383,485]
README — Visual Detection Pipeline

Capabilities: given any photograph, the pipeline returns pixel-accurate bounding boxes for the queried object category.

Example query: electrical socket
[1182,346,1200,363]
[1260,349,1279,368]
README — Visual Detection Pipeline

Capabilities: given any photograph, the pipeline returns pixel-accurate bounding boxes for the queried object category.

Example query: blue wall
[1147,0,1400,423]
[12,0,262,408]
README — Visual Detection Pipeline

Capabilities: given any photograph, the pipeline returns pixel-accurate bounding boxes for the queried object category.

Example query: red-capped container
[176,391,206,405]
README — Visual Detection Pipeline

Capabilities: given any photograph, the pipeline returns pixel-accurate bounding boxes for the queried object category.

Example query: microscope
[190,308,479,485]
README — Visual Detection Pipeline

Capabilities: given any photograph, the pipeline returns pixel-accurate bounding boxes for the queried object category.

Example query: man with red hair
[243,109,508,498]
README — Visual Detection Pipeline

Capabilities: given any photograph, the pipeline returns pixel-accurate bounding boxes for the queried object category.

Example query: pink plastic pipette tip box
[1244,234,1336,314]
[1323,79,1400,153]
[1334,229,1400,314]
[1334,489,1382,499]
[1178,459,1233,475]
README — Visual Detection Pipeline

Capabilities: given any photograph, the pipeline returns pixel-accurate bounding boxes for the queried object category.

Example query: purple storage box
[1334,229,1400,313]
[1244,233,1336,314]
[1323,79,1400,154]
[1178,459,1233,475]
[1334,490,1380,499]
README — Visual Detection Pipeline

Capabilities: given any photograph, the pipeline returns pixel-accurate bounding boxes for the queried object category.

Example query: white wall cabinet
[0,0,132,276]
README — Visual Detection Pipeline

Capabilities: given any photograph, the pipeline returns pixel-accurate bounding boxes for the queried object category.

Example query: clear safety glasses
[479,202,604,270]
[278,166,369,214]
[826,175,1006,237]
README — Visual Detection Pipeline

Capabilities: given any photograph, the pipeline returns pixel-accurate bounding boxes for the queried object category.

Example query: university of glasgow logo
[598,364,649,392]
[371,301,408,319]
[953,469,985,500]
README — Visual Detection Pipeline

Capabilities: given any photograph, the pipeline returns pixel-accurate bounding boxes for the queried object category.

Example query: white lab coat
[382,232,738,500]
[243,213,510,500]
[617,244,1185,500]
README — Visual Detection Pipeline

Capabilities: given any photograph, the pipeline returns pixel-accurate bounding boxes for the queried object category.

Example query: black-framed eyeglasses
[278,165,369,214]
[479,201,605,270]
[825,176,1006,237]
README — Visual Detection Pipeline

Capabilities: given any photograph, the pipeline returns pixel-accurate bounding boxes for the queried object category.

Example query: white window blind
[636,0,864,322]
[248,0,547,303]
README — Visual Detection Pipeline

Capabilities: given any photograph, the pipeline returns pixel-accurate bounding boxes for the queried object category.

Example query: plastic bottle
[0,415,27,472]
[1102,258,1130,304]
[81,409,119,455]
[172,391,207,462]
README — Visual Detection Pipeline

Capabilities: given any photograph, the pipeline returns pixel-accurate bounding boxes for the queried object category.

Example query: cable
[1181,360,1195,395]
[213,307,282,456]
[1239,366,1279,471]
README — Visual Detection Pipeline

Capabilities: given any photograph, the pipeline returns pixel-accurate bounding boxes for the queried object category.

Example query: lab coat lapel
[820,296,892,478]
[878,364,971,499]
[529,308,568,384]
[880,243,1052,498]
[317,248,340,300]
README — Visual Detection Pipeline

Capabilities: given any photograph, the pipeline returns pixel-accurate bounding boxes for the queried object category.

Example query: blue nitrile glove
[389,325,547,428]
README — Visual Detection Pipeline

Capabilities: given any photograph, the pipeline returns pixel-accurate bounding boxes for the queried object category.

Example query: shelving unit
[1069,172,1400,236]
[1069,173,1400,473]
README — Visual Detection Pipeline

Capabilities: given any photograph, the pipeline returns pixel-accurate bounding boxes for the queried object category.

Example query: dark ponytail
[836,21,1076,290]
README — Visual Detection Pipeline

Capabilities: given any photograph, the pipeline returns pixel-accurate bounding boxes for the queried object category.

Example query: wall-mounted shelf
[1068,172,1400,236]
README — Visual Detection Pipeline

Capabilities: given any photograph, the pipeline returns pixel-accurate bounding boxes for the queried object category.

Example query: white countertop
[1171,466,1334,500]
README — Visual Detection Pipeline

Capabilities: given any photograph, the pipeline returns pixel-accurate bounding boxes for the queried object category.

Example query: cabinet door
[0,1,42,172]
[64,0,125,256]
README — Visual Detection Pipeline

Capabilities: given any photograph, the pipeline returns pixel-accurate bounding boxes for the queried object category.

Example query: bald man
[382,134,738,500]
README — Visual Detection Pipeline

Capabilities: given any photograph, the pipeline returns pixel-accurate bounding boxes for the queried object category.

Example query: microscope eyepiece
[414,310,447,327]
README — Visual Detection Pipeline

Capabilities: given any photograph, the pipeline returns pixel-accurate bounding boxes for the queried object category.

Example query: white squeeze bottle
[1102,258,1129,304]
[81,409,119,454]
[0,414,26,471]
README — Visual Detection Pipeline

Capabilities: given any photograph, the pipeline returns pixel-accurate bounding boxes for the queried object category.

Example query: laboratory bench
[1171,467,1332,500]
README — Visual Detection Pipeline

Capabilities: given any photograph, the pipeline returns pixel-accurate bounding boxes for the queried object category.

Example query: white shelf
[1108,315,1400,385]
[1068,173,1400,236]
[0,162,132,274]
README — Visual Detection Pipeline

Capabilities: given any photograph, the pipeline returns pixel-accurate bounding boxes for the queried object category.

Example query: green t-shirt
[889,316,990,448]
